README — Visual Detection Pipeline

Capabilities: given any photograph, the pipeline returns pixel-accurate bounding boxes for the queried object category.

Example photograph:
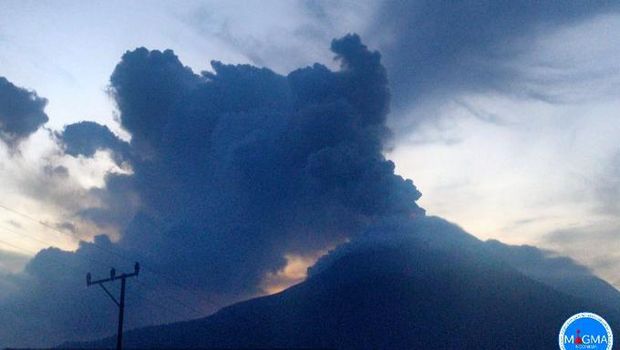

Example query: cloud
[309,216,482,278]
[541,223,620,284]
[0,250,28,301]
[0,238,133,346]
[105,33,423,294]
[595,151,620,216]
[485,239,620,308]
[0,34,424,347]
[366,1,620,129]
[3,3,619,345]
[0,249,29,275]
[58,121,131,165]
[0,77,49,148]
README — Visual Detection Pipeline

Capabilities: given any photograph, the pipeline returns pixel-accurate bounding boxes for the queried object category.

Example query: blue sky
[0,1,619,345]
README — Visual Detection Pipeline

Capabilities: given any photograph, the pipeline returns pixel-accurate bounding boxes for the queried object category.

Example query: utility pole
[87,262,140,350]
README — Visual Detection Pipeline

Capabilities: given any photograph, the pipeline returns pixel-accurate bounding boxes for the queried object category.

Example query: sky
[0,0,619,346]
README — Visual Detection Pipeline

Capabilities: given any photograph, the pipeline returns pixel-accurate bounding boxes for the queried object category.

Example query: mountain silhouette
[485,239,620,311]
[69,217,620,349]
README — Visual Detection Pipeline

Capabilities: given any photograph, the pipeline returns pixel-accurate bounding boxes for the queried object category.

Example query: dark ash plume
[2,34,423,347]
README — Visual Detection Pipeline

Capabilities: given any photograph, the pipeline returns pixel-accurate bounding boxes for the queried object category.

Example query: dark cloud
[0,76,49,147]
[78,173,138,232]
[106,33,422,295]
[2,34,424,347]
[8,2,619,340]
[58,121,130,165]
[369,1,619,127]
[0,239,137,346]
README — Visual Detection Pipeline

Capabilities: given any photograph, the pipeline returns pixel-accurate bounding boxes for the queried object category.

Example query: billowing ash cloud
[0,34,424,347]
[0,77,49,147]
[98,33,423,294]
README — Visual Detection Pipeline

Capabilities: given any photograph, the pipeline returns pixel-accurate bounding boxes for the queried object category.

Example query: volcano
[70,217,620,349]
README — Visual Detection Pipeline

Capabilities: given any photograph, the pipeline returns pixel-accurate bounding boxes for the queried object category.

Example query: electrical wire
[0,203,216,313]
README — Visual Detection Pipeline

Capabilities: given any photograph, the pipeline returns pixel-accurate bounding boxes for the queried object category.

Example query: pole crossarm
[86,262,140,350]
[87,262,140,286]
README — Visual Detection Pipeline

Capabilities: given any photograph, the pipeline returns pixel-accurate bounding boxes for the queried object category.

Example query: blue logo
[559,312,613,350]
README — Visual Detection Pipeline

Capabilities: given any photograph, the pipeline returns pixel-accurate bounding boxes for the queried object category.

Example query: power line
[132,273,205,317]
[87,263,140,350]
[0,225,205,341]
[0,237,38,256]
[0,227,202,323]
[0,226,110,267]
[0,223,209,316]
[0,223,62,250]
[131,278,203,319]
[0,204,71,241]
[137,261,219,309]
[0,203,217,311]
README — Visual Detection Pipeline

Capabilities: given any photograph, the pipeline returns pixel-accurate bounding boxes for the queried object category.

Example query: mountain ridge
[68,217,620,349]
